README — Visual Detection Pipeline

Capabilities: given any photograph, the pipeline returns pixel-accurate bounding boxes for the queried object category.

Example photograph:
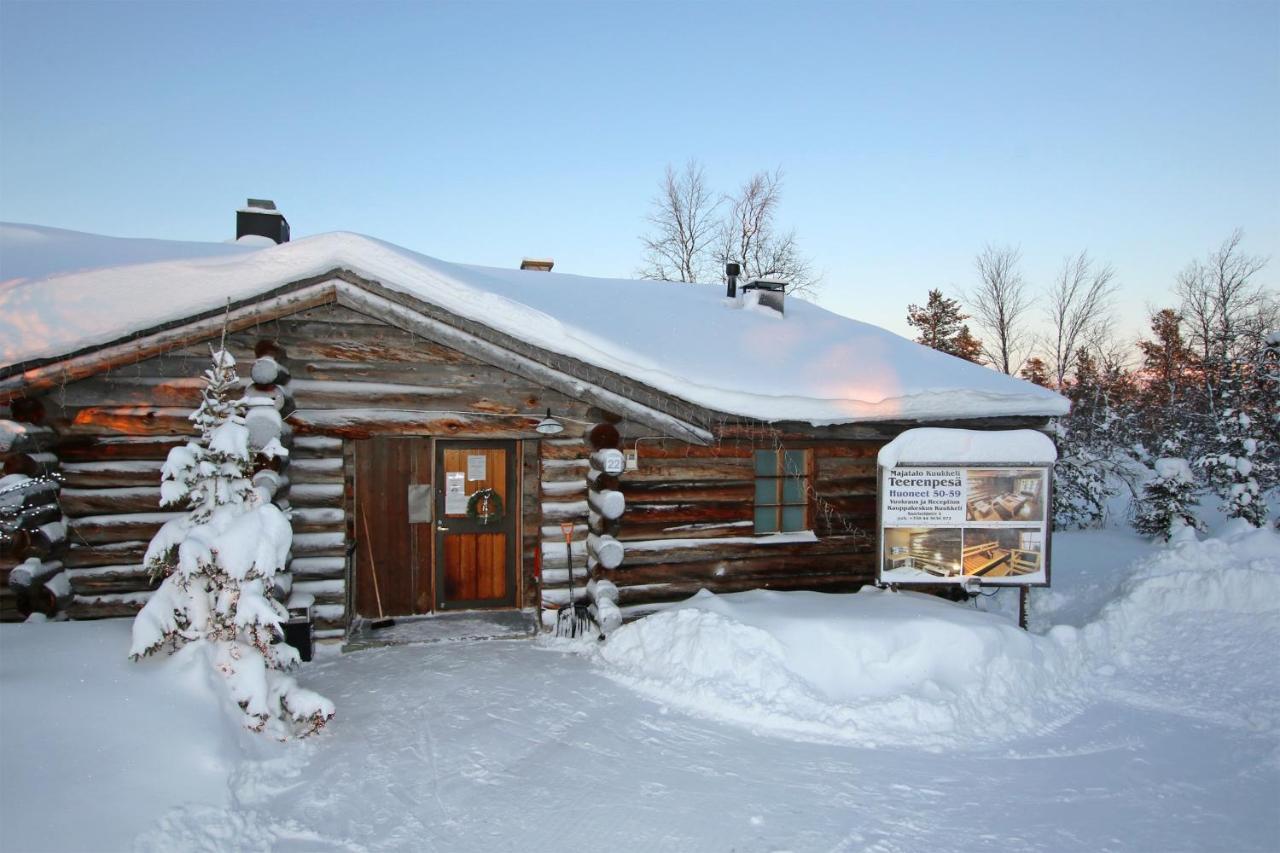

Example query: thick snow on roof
[0,223,1068,424]
[878,428,1058,467]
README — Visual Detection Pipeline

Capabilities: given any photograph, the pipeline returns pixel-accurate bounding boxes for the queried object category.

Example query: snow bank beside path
[0,620,250,852]
[599,525,1280,749]
[598,588,1087,749]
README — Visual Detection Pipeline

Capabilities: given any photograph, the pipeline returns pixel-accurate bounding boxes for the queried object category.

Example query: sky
[1,0,1276,349]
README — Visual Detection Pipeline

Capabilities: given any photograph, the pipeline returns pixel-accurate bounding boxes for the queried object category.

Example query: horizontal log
[606,535,873,570]
[59,487,161,516]
[290,507,345,533]
[0,477,59,511]
[60,459,164,488]
[65,593,150,620]
[625,481,753,503]
[0,421,57,454]
[542,500,588,521]
[9,558,64,593]
[290,556,346,581]
[57,435,188,462]
[69,513,179,545]
[614,571,874,607]
[540,439,588,461]
[292,532,346,557]
[63,540,150,568]
[540,480,586,500]
[289,483,344,507]
[4,452,60,477]
[623,503,746,526]
[66,564,155,595]
[65,407,194,436]
[1,503,62,534]
[624,458,751,483]
[615,520,755,542]
[291,435,343,457]
[35,376,216,409]
[289,457,343,483]
[289,409,580,440]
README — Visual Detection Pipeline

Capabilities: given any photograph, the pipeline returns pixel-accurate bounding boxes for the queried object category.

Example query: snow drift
[599,525,1280,749]
[598,588,1087,749]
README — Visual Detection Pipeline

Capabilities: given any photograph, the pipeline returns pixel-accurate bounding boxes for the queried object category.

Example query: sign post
[876,429,1057,626]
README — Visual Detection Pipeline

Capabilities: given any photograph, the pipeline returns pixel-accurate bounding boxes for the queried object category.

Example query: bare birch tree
[637,160,719,283]
[1044,251,1118,388]
[1175,229,1272,371]
[966,245,1033,374]
[715,168,819,298]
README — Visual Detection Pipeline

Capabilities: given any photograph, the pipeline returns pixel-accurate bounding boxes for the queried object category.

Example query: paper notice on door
[466,454,487,481]
[445,471,467,514]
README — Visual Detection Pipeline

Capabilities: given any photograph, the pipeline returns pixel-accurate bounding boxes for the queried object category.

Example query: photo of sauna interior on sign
[961,527,1043,578]
[965,469,1044,522]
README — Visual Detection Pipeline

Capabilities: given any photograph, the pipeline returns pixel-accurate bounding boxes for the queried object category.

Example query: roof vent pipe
[725,261,741,298]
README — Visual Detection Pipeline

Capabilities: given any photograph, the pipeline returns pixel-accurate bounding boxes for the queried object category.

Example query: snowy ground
[3,524,1278,852]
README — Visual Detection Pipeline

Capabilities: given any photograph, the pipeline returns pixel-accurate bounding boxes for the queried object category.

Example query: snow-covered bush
[1133,457,1203,541]
[130,348,333,738]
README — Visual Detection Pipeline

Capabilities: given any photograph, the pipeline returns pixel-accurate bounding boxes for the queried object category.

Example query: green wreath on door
[466,488,505,526]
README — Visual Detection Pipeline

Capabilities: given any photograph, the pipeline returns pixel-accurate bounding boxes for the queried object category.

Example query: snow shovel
[359,507,395,631]
[554,521,592,639]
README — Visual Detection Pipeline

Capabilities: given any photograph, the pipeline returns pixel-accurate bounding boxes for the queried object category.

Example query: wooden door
[434,440,518,610]
[353,437,433,617]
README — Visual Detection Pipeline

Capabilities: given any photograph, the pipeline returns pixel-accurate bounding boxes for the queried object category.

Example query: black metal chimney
[236,199,290,244]
[725,261,741,298]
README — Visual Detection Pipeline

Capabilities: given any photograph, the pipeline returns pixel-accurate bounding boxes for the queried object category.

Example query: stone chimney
[520,258,554,272]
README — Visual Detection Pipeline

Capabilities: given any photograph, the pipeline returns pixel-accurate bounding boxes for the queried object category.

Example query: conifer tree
[130,346,334,738]
[1133,457,1202,540]
[1201,375,1268,528]
[1019,357,1051,387]
[906,289,984,363]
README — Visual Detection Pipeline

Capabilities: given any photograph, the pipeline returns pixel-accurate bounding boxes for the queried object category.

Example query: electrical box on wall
[625,449,638,471]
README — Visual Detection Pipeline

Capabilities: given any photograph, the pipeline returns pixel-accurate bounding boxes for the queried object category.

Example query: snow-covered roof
[0,223,1068,425]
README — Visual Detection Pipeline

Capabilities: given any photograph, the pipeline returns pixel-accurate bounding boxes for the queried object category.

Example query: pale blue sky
[2,0,1276,344]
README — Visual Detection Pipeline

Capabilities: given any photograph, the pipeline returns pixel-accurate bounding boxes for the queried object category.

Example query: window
[754,449,810,533]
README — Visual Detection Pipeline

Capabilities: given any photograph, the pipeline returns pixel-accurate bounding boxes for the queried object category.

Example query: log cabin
[0,209,1068,643]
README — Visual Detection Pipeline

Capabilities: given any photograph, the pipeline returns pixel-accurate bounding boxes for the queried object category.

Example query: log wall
[17,302,593,636]
[9,299,889,637]
[596,437,880,616]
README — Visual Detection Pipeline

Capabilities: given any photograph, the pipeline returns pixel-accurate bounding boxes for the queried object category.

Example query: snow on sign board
[877,429,1055,587]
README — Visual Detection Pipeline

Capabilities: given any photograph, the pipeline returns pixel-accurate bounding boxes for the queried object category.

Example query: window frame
[753,448,812,534]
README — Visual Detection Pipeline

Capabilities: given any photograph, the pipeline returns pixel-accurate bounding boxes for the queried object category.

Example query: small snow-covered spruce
[1133,457,1203,541]
[130,347,334,738]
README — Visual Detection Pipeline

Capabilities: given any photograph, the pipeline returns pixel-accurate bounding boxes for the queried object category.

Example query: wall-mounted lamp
[535,408,564,435]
